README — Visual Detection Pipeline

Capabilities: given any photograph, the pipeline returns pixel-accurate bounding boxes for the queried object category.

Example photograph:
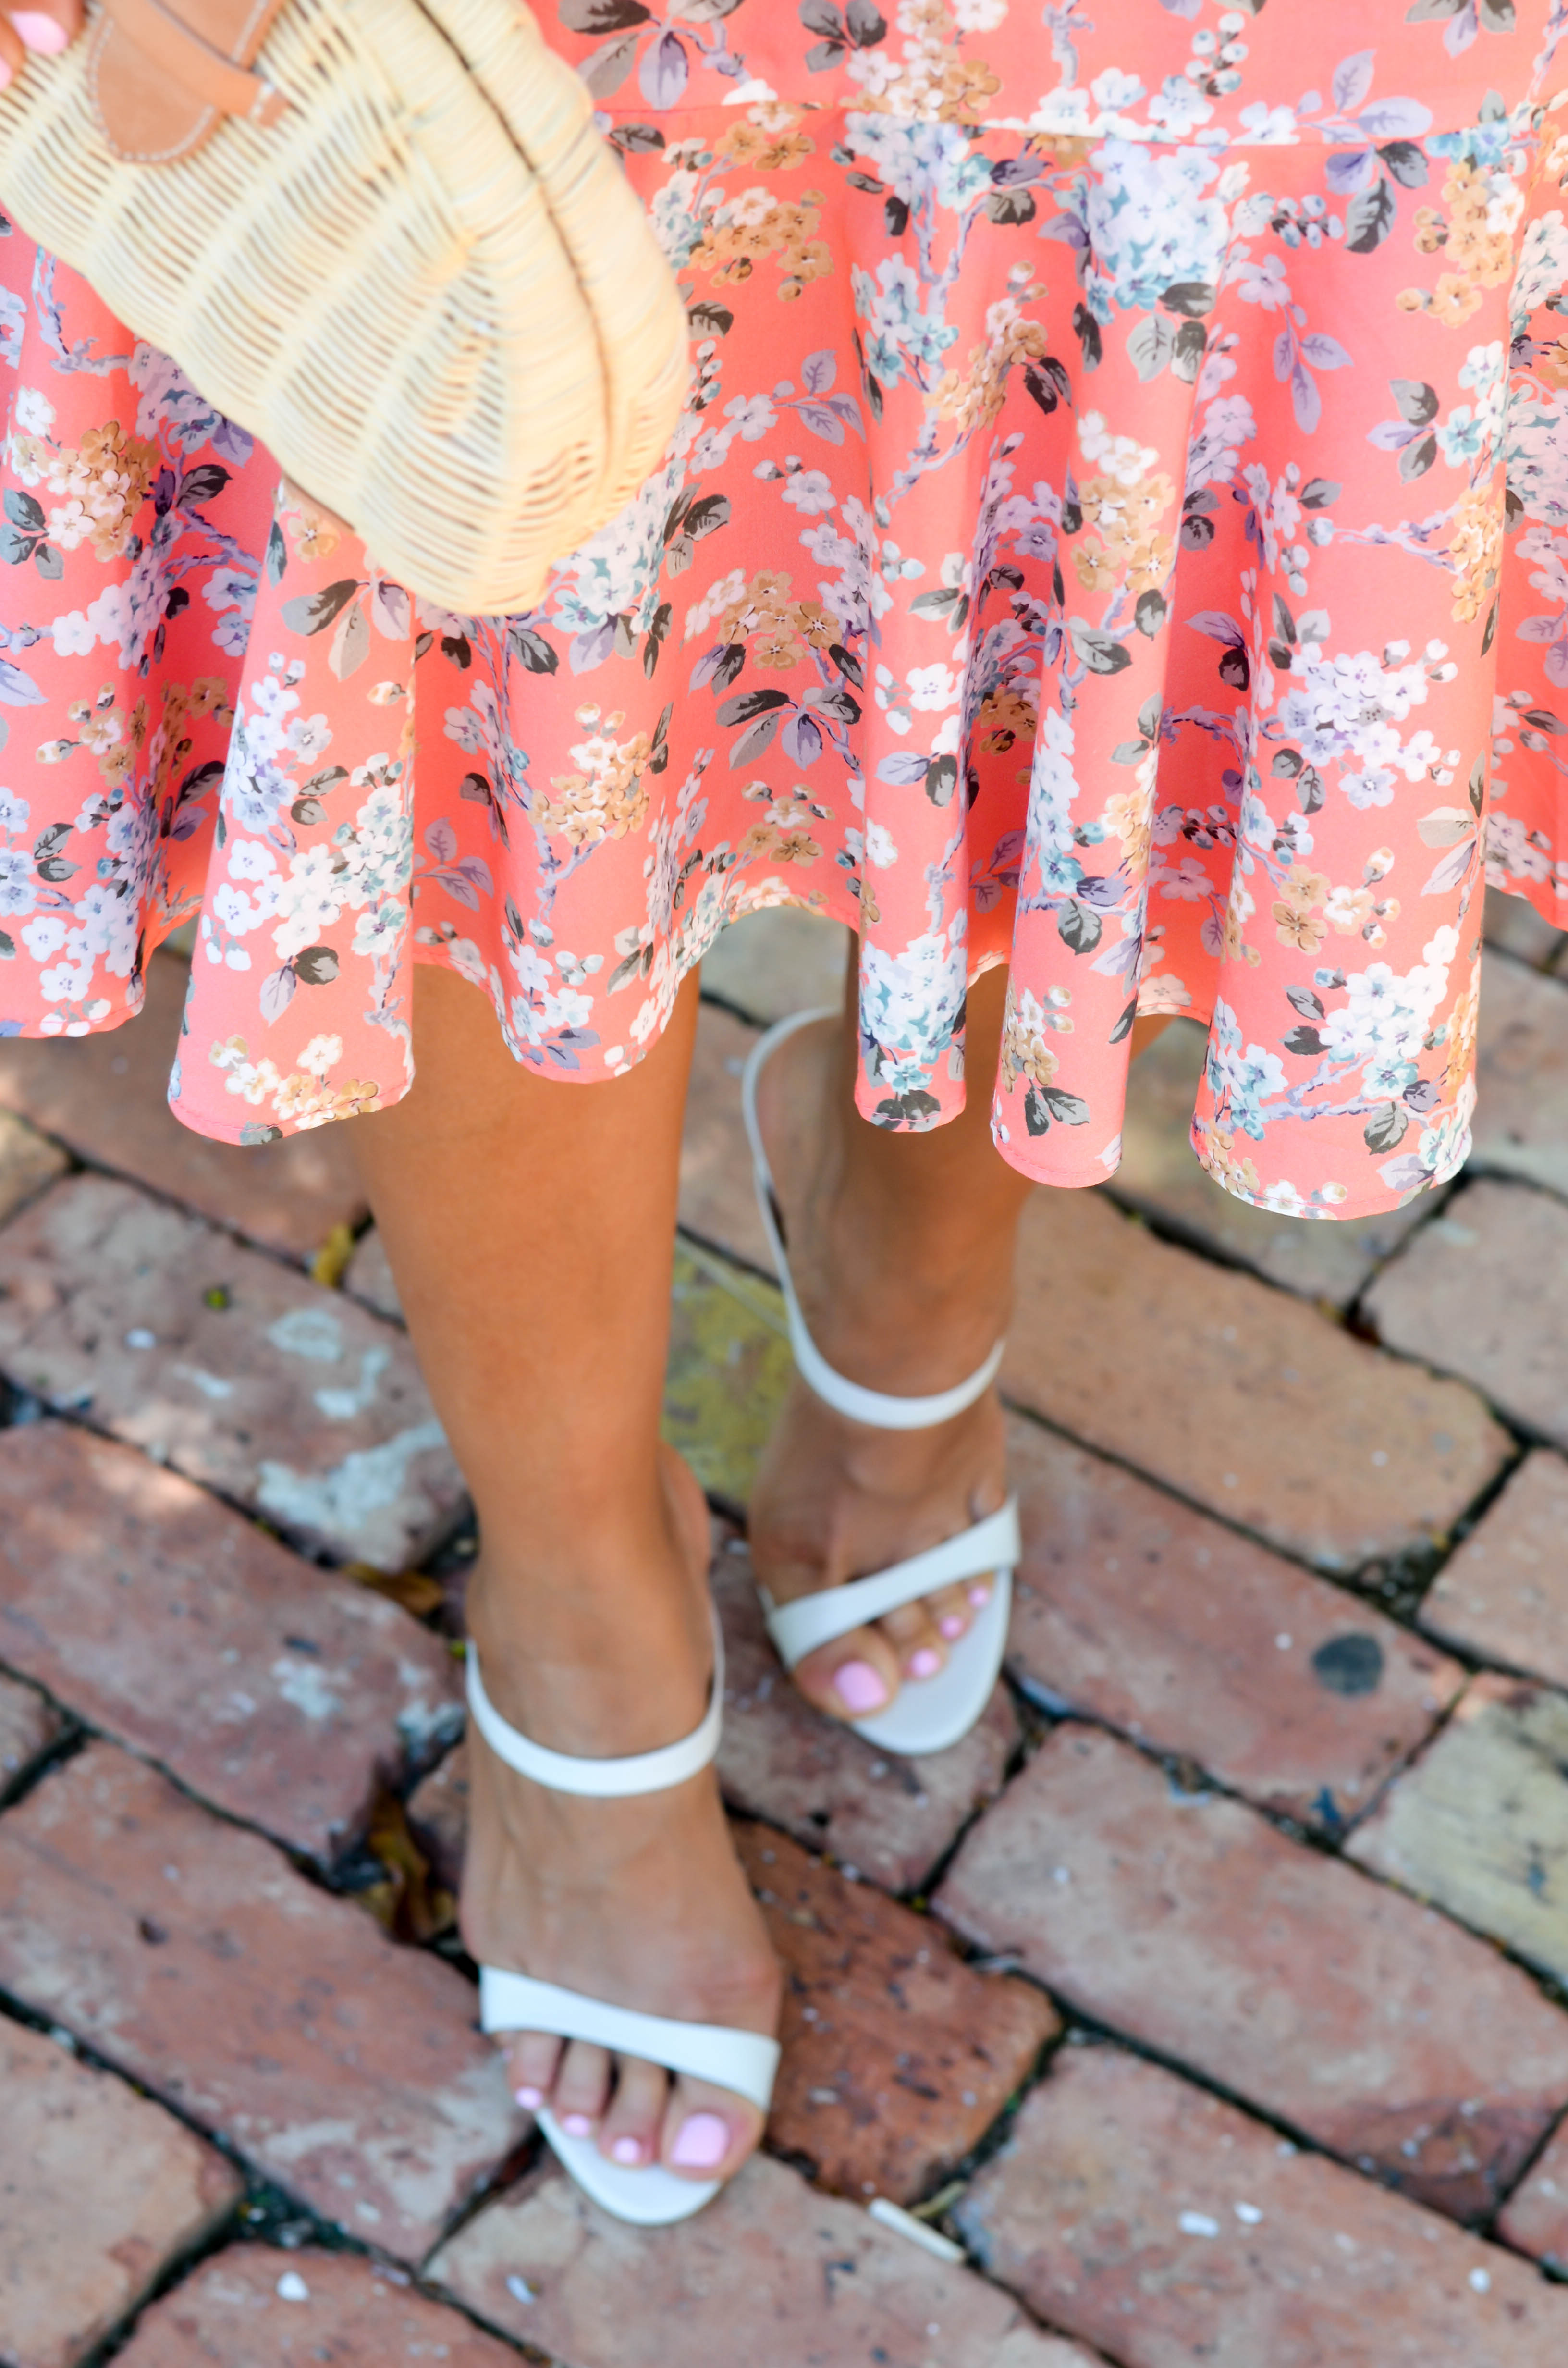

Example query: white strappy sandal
[466,1620,780,2226]
[741,1006,1020,1759]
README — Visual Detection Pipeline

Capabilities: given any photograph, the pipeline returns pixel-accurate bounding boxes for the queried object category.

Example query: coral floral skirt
[0,0,1565,1219]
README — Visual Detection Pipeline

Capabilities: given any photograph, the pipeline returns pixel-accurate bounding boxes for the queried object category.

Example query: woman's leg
[353,963,779,2182]
[749,954,1169,1720]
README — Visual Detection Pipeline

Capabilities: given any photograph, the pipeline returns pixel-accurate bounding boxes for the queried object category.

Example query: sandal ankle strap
[466,1608,724,1797]
[742,1006,1006,1431]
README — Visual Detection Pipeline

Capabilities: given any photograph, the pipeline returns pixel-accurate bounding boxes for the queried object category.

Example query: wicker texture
[0,0,689,613]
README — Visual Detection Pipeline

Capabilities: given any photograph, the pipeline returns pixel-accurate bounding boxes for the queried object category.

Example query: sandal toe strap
[479,1969,780,2111]
[760,1497,1019,1670]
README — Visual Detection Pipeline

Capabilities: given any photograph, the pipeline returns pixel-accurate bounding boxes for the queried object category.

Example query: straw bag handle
[87,0,288,163]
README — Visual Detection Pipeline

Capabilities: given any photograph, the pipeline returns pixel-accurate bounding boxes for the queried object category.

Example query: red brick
[0,1111,66,1228]
[700,909,850,1026]
[933,1724,1568,2217]
[0,1422,460,1862]
[956,2043,1568,2368]
[1420,1452,1568,1686]
[0,2016,240,2368]
[0,1671,60,1788]
[0,950,367,1264]
[0,1175,464,1569]
[1364,1181,1568,1451]
[427,2153,1095,2368]
[406,1744,469,1894]
[714,1532,1018,1892]
[1472,954,1568,1201]
[343,1228,402,1322]
[1498,2119,1568,2270]
[113,2247,520,2368]
[679,1001,772,1274]
[0,1743,517,2259]
[1004,1415,1465,1828]
[1347,1675,1568,1987]
[1111,1021,1430,1308]
[1003,1190,1511,1574]
[754,1823,1056,2203]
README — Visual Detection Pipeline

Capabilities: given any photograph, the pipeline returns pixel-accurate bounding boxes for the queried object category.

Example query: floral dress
[0,0,1565,1217]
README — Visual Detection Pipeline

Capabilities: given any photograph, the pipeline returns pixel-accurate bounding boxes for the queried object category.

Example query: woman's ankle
[463,1453,715,1751]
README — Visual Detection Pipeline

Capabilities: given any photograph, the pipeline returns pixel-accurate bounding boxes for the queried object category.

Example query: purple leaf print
[796,401,846,444]
[877,750,931,785]
[1332,49,1376,111]
[640,28,689,106]
[1358,96,1433,135]
[1187,611,1247,647]
[259,964,296,1024]
[783,711,825,766]
[1325,148,1377,193]
[802,349,838,393]
[1445,1,1479,52]
[1292,361,1324,433]
[569,621,616,673]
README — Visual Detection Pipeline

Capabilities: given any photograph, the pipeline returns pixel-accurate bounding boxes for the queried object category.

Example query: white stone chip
[1179,2211,1221,2238]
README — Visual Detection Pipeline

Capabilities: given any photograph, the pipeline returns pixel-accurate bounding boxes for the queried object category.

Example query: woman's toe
[926,1579,975,1644]
[598,2054,669,2170]
[878,1596,948,1683]
[504,2030,563,2113]
[660,2074,765,2182]
[791,1624,902,1723]
[553,2038,613,2137]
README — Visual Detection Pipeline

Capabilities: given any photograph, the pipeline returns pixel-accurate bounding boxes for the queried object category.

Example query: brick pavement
[2,900,1568,2368]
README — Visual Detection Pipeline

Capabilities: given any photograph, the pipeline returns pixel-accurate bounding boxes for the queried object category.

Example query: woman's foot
[461,1448,781,2183]
[747,1009,1018,1727]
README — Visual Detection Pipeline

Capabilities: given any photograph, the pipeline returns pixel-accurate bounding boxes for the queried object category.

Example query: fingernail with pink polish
[968,1582,991,1608]
[834,1658,888,1714]
[514,2084,544,2111]
[670,2111,729,2170]
[909,1646,942,1679]
[940,1613,965,1639]
[611,2135,643,2165]
[560,2111,595,2138]
[10,12,70,52]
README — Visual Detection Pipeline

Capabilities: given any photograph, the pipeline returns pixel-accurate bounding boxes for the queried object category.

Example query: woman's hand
[0,0,84,86]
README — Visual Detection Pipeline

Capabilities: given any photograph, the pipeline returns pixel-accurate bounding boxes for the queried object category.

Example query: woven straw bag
[0,0,689,613]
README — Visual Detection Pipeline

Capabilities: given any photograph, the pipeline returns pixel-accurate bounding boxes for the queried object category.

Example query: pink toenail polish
[514,2085,544,2111]
[10,12,70,51]
[940,1614,965,1639]
[834,1659,888,1714]
[612,2135,643,2165]
[969,1582,991,1608]
[909,1646,942,1679]
[560,2111,595,2138]
[670,2111,729,2170]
